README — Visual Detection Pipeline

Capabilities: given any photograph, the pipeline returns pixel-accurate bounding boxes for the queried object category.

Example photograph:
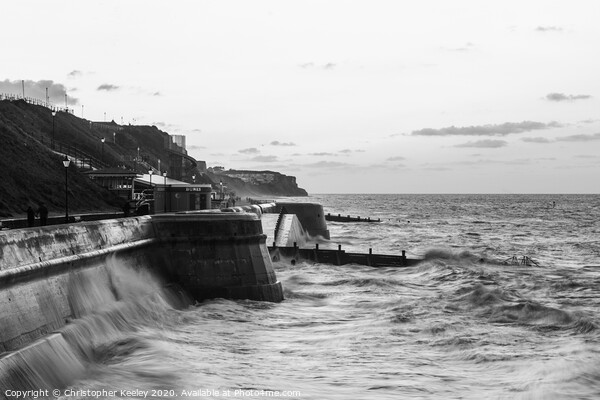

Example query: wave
[319,277,401,288]
[454,284,597,333]
[422,248,487,264]
[1,255,192,393]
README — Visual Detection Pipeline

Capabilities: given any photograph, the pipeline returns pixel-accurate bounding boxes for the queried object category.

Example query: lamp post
[219,180,223,200]
[63,156,71,223]
[101,137,105,164]
[192,174,196,184]
[51,111,56,148]
[163,171,167,213]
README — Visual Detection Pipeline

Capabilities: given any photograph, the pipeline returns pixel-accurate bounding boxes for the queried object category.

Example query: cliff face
[208,170,308,198]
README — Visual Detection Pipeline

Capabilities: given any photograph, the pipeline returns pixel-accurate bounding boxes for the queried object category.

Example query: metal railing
[0,93,73,114]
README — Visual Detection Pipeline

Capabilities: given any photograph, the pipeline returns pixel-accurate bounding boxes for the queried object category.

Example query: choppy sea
[50,194,600,399]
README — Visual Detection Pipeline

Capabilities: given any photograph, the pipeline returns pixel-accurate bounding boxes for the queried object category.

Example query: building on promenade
[86,170,212,213]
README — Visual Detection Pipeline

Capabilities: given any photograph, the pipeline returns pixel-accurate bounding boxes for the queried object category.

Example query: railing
[43,137,109,170]
[0,93,73,114]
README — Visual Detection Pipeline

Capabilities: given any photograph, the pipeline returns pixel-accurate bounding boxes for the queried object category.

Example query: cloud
[338,148,366,154]
[152,92,162,96]
[303,161,353,169]
[0,79,79,105]
[270,140,296,146]
[522,137,552,143]
[369,163,407,170]
[239,148,260,154]
[386,156,405,161]
[250,155,279,162]
[187,144,206,150]
[299,62,337,70]
[97,83,120,91]
[412,121,561,136]
[67,70,83,77]
[556,133,600,142]
[309,152,337,156]
[455,139,508,148]
[536,26,563,32]
[446,42,476,52]
[546,93,592,101]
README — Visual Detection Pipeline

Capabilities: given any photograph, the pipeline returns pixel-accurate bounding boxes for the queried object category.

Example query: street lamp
[192,174,196,184]
[51,111,56,148]
[63,156,71,223]
[101,137,105,164]
[219,180,223,200]
[149,170,153,186]
[163,171,167,213]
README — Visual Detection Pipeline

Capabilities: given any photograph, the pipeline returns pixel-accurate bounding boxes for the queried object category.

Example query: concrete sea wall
[273,214,307,248]
[0,211,283,393]
[275,202,329,239]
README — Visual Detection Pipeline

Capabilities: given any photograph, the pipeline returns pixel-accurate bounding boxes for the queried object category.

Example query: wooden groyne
[268,243,421,268]
[325,213,381,223]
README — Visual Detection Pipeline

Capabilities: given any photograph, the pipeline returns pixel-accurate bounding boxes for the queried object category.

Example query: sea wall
[275,202,330,239]
[150,213,282,302]
[0,212,283,354]
[273,214,307,248]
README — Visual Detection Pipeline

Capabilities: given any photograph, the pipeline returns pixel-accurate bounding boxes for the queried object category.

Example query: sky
[2,0,599,193]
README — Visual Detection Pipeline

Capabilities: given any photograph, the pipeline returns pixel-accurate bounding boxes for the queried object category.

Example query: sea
[44,194,600,399]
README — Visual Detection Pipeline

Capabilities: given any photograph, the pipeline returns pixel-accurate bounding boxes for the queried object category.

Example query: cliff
[208,170,308,198]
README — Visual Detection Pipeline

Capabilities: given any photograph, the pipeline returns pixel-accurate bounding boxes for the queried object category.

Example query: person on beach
[27,206,35,227]
[122,201,131,217]
[37,203,48,226]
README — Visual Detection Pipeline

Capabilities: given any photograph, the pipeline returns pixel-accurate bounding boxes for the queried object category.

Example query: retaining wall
[0,212,283,354]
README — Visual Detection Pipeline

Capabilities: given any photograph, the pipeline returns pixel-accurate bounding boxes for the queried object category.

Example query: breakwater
[0,211,282,394]
[269,244,418,267]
